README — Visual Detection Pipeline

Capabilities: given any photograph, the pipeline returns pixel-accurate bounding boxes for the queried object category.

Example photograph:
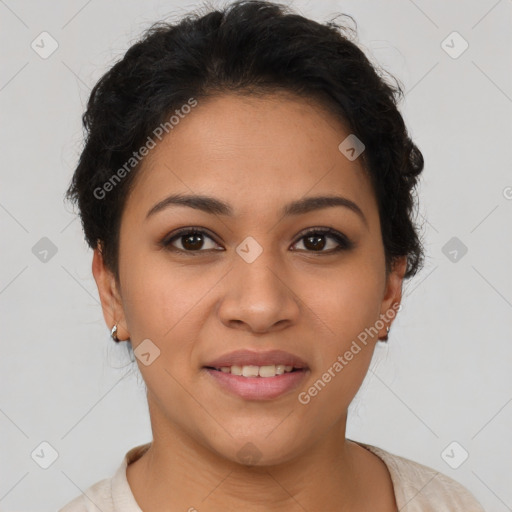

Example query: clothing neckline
[113,439,403,511]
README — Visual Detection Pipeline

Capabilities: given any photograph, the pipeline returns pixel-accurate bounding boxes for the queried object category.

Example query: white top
[58,441,486,511]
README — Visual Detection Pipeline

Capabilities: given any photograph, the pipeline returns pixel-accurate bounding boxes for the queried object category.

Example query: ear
[92,243,130,341]
[378,255,407,339]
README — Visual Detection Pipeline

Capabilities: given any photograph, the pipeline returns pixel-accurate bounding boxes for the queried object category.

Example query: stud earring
[110,324,120,342]
[380,325,390,342]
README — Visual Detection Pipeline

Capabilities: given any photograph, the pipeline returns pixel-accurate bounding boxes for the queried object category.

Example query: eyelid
[161,226,353,253]
[291,226,353,251]
[161,227,222,249]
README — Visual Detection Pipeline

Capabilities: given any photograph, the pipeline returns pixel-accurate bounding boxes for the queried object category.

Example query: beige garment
[58,440,486,511]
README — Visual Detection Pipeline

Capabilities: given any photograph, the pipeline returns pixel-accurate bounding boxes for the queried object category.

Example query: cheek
[120,268,201,403]
[304,265,383,342]
[299,266,382,392]
[298,282,379,421]
[117,247,170,342]
[121,272,192,343]
[119,253,219,369]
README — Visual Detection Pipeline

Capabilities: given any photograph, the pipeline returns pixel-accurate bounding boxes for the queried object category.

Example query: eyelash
[160,227,354,255]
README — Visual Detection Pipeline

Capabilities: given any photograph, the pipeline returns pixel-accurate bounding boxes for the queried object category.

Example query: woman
[59,1,485,510]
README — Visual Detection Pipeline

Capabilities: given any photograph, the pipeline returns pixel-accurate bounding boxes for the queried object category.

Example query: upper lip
[203,349,309,369]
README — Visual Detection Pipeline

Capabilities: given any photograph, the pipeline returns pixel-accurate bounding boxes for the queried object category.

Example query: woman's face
[94,92,405,465]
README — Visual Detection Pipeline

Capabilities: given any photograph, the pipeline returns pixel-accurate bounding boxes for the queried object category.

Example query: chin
[205,428,306,468]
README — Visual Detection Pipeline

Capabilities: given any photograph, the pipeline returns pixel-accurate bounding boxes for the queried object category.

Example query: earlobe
[91,245,129,342]
[378,256,407,340]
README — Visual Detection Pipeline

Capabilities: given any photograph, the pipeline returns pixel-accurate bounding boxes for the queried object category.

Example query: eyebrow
[145,193,368,228]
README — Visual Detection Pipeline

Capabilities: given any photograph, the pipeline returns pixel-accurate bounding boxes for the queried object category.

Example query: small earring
[380,326,390,342]
[110,324,120,342]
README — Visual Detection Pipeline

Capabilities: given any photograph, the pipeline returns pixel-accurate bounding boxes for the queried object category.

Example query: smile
[207,364,299,377]
[203,366,308,400]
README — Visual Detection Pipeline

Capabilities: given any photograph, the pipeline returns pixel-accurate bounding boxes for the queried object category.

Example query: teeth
[242,365,259,377]
[216,364,297,377]
[259,365,279,377]
[231,365,242,376]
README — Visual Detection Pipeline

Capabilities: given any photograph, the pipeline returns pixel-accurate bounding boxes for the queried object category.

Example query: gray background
[1,0,511,510]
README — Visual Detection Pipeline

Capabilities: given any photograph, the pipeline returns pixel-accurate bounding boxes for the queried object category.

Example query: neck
[126,403,376,511]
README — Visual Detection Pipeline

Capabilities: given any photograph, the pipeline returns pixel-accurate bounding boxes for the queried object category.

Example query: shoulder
[58,443,150,512]
[58,476,114,512]
[355,441,486,512]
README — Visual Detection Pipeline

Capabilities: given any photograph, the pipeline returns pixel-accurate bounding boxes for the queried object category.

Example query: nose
[217,248,300,334]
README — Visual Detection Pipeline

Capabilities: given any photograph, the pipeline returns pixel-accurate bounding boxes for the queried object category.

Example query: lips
[202,349,310,400]
[203,349,309,370]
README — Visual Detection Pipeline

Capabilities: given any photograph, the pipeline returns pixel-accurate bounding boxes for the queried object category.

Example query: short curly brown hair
[65,0,425,282]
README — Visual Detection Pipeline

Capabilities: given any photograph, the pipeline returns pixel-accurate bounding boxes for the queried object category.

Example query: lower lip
[204,368,308,400]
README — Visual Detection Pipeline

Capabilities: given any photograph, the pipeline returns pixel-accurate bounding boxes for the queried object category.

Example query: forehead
[124,92,377,223]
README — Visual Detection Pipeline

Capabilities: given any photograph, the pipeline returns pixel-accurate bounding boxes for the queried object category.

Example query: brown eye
[161,227,353,255]
[291,228,353,253]
[162,229,221,253]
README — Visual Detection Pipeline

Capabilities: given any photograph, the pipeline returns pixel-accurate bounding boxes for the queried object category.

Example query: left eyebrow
[145,193,368,228]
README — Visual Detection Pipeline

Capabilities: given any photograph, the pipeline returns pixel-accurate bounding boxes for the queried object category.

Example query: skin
[92,92,406,511]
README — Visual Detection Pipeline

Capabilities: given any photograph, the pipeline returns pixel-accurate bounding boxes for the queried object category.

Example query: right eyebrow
[145,193,368,229]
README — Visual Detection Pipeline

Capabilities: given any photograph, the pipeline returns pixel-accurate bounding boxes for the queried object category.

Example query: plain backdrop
[1,0,511,510]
